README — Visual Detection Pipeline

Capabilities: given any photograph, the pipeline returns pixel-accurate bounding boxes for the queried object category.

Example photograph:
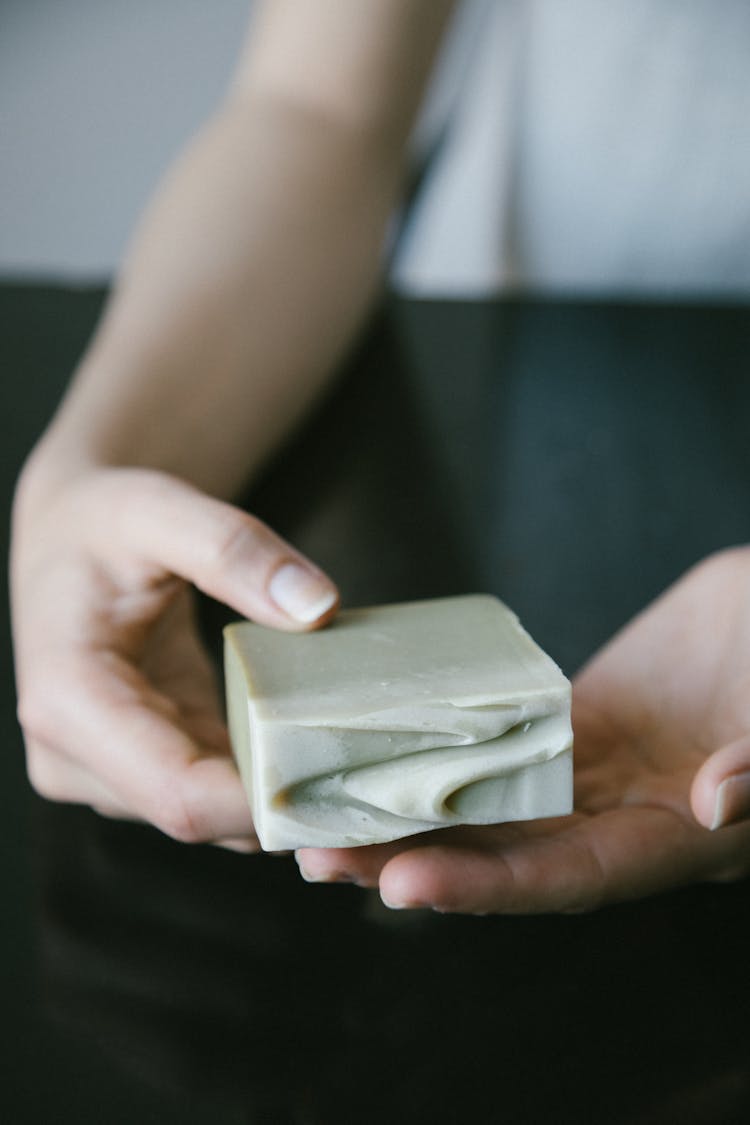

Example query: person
[10,0,750,914]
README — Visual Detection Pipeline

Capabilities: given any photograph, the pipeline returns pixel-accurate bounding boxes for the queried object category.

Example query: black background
[3,285,750,1124]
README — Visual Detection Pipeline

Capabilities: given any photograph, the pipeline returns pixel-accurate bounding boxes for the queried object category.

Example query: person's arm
[20,0,455,503]
[11,0,455,847]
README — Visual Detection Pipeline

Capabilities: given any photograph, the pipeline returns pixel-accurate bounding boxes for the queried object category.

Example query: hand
[296,548,750,911]
[12,464,338,850]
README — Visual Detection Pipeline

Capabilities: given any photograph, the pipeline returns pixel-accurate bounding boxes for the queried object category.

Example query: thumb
[96,469,339,630]
[690,735,750,830]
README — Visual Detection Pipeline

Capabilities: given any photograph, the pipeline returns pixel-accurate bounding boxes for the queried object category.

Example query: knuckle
[17,690,56,746]
[151,777,208,845]
[25,748,66,802]
[201,510,266,580]
[92,802,125,821]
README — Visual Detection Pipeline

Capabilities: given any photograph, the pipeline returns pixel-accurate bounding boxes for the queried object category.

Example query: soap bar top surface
[224,594,573,850]
[231,595,564,720]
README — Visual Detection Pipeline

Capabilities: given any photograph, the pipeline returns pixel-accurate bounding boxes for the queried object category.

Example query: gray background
[1,0,252,277]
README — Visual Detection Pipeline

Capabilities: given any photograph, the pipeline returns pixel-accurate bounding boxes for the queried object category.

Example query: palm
[16,534,253,845]
[54,542,230,763]
[73,568,253,843]
[125,581,229,758]
[298,550,750,912]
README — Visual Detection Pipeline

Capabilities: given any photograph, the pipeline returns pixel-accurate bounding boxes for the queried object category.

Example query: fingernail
[295,851,347,884]
[711,772,750,830]
[298,863,351,885]
[381,892,422,911]
[269,563,337,624]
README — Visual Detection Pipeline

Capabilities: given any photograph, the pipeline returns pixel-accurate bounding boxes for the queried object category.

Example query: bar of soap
[224,595,573,850]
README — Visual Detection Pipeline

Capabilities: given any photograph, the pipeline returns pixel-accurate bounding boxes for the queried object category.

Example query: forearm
[22,95,400,505]
[11,1,457,847]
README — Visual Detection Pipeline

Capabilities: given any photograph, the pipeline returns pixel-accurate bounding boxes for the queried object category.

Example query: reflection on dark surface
[6,287,750,1122]
[34,802,750,1124]
[392,299,750,672]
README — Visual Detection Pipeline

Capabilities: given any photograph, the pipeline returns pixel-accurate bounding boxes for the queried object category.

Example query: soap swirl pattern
[280,700,572,836]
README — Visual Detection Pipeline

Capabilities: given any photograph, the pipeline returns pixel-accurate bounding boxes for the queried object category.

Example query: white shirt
[392,0,750,298]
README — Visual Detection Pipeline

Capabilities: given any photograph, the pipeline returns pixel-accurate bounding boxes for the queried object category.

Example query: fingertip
[144,486,339,632]
[267,562,339,628]
[379,864,421,910]
[710,774,750,831]
[379,848,459,912]
[691,739,750,830]
[315,591,340,627]
[689,768,717,830]
[214,836,261,854]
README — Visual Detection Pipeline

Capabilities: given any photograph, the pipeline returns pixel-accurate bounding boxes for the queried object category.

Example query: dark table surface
[3,283,750,1124]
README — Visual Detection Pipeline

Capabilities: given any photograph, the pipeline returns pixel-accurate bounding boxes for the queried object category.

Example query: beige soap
[224,594,573,851]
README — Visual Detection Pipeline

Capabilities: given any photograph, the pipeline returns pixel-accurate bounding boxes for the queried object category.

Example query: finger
[691,735,750,830]
[373,808,737,915]
[113,724,256,844]
[23,652,256,844]
[213,836,261,854]
[295,818,574,887]
[24,736,133,817]
[27,731,255,839]
[90,471,339,630]
[296,838,412,886]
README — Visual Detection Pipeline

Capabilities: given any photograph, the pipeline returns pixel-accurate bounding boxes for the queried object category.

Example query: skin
[11,0,454,850]
[11,1,750,901]
[298,548,750,912]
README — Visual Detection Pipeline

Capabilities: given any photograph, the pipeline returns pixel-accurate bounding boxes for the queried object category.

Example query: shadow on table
[32,801,750,1125]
